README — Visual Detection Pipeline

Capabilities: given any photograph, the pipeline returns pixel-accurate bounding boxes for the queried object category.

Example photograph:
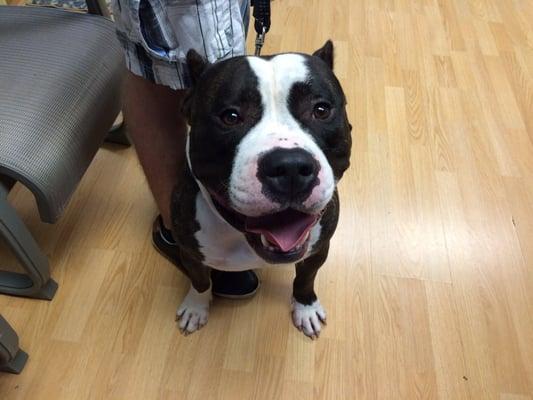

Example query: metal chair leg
[0,183,57,300]
[0,315,28,374]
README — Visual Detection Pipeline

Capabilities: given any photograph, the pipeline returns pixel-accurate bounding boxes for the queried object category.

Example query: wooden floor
[1,0,533,398]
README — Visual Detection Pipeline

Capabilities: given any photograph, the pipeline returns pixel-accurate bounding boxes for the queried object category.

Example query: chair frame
[0,315,28,374]
[0,179,58,300]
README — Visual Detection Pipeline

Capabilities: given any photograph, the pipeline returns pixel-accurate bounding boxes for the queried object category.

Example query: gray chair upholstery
[0,5,124,300]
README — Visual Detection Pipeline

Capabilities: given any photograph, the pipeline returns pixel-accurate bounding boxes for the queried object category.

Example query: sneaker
[211,269,259,299]
[152,215,259,299]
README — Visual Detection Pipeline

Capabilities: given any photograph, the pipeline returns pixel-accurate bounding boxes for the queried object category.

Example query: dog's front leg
[176,253,212,335]
[292,244,329,339]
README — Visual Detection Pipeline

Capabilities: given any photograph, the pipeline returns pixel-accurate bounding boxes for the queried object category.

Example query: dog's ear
[186,49,209,85]
[312,40,334,70]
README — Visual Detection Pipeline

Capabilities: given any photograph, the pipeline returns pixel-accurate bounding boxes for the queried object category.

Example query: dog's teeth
[262,235,282,252]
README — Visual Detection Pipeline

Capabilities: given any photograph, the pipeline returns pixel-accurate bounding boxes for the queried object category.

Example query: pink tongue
[245,209,318,252]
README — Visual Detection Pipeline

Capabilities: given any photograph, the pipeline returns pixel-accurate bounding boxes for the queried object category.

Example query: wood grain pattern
[1,0,532,398]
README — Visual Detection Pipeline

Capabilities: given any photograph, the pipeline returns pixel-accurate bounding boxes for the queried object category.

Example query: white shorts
[110,0,250,89]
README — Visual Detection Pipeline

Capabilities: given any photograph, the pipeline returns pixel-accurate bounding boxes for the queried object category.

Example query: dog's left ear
[186,49,210,85]
[312,40,334,69]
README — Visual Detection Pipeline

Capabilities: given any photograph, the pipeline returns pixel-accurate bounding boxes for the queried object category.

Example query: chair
[0,5,124,300]
[0,4,124,373]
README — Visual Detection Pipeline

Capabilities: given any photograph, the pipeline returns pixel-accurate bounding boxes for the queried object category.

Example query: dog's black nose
[258,148,319,202]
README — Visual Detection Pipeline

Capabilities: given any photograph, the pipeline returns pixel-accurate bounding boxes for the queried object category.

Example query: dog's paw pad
[176,286,211,335]
[291,298,326,339]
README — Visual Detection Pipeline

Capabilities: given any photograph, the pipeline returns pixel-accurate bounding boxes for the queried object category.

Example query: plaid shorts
[110,0,250,89]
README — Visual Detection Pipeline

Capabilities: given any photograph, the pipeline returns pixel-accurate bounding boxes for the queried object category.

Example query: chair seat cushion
[0,6,124,223]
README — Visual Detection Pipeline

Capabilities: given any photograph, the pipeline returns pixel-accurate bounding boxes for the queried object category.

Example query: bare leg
[122,70,187,228]
[124,70,260,300]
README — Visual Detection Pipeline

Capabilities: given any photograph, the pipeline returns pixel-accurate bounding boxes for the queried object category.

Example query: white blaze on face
[228,54,335,217]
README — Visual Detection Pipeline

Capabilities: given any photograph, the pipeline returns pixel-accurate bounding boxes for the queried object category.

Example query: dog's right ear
[186,49,209,86]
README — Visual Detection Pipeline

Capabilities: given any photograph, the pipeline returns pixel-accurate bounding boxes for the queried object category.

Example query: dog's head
[184,41,352,263]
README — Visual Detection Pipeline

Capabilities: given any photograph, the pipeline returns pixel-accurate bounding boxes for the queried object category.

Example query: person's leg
[122,70,186,229]
[113,0,258,298]
[124,69,259,298]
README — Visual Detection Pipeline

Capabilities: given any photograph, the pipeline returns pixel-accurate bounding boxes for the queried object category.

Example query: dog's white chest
[194,193,269,271]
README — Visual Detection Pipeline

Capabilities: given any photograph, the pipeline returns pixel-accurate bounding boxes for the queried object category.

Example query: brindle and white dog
[170,41,352,338]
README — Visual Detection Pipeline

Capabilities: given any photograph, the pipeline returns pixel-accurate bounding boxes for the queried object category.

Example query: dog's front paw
[291,298,327,339]
[176,285,212,335]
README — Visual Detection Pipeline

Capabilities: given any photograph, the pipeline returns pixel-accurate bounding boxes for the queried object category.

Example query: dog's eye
[312,103,332,120]
[220,109,241,126]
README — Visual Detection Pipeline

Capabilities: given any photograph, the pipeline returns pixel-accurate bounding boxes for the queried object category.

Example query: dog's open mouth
[210,195,319,263]
[245,209,317,252]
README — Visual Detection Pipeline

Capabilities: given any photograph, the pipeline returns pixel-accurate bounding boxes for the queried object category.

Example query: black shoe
[211,269,259,299]
[152,216,260,299]
[152,215,180,264]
